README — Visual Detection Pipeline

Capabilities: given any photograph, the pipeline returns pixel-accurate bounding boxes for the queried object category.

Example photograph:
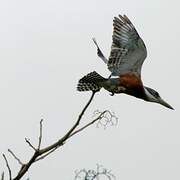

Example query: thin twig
[25,138,37,151]
[39,91,96,155]
[1,172,4,180]
[12,92,97,180]
[2,154,12,180]
[38,119,43,149]
[69,111,107,138]
[8,149,24,166]
[4,91,116,180]
[13,151,39,180]
[35,147,58,162]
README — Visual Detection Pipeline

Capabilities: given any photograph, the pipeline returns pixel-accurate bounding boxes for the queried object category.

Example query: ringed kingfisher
[77,14,174,110]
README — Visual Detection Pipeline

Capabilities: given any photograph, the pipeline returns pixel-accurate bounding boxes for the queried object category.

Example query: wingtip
[118,14,124,19]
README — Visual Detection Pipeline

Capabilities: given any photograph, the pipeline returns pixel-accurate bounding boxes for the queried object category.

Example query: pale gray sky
[0,0,180,179]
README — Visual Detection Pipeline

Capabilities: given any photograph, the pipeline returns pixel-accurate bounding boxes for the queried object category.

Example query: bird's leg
[109,86,126,96]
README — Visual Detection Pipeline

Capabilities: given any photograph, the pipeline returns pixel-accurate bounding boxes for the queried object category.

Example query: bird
[77,14,174,110]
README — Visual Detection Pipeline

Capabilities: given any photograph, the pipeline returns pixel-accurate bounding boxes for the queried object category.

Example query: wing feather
[108,15,147,76]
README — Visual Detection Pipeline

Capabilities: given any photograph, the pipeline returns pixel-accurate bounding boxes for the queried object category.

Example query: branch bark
[3,91,103,180]
[2,154,12,180]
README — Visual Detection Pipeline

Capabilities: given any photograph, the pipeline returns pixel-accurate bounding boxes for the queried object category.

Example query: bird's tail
[77,71,106,92]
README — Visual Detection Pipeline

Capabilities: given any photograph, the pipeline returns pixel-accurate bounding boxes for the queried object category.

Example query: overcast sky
[0,0,180,179]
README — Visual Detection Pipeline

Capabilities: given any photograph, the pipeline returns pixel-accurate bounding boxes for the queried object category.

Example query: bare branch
[25,138,36,151]
[70,110,118,138]
[3,154,12,180]
[13,151,39,180]
[9,91,97,180]
[8,149,24,166]
[35,147,58,162]
[39,91,96,155]
[2,90,119,180]
[38,119,43,149]
[2,91,118,180]
[1,172,4,180]
[69,110,107,138]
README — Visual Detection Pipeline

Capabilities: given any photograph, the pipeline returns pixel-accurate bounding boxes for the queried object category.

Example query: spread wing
[108,15,147,76]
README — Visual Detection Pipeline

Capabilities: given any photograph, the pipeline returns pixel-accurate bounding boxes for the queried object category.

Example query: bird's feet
[108,74,112,79]
[110,92,114,96]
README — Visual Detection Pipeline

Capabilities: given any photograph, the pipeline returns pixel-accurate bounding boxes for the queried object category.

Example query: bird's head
[144,87,174,110]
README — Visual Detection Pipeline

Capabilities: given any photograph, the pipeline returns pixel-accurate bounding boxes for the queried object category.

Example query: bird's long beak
[158,97,174,110]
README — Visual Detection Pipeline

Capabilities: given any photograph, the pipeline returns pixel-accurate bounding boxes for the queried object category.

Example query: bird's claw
[110,92,114,96]
[108,74,112,79]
